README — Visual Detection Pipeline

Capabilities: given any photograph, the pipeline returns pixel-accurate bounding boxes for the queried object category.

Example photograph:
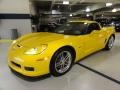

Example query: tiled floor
[0,33,120,90]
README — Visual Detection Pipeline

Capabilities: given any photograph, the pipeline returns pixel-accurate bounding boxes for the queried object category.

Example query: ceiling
[31,0,120,17]
[34,1,96,12]
[32,0,120,3]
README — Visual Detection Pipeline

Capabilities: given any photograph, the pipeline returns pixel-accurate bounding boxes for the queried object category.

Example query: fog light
[25,67,34,71]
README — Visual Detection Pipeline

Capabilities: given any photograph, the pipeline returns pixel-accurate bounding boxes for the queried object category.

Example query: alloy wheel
[55,51,72,74]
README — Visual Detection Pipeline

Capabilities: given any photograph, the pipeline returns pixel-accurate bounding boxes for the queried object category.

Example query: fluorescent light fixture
[63,1,69,5]
[84,22,87,25]
[52,10,56,14]
[69,14,72,16]
[86,7,90,12]
[112,8,117,12]
[52,10,61,14]
[106,3,112,7]
[86,14,90,17]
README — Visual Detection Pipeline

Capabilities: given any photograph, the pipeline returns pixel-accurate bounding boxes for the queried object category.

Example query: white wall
[0,0,30,13]
[0,0,32,39]
[0,19,32,39]
[29,1,36,15]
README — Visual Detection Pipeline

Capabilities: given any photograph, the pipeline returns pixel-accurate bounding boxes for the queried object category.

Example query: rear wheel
[50,48,74,77]
[104,35,115,50]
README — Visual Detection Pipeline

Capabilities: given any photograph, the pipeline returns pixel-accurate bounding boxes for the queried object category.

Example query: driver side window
[87,23,100,34]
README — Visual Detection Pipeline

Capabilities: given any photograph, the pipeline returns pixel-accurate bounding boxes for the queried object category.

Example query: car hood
[16,32,66,47]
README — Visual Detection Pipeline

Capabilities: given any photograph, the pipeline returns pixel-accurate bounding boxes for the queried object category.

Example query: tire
[104,35,115,50]
[50,48,74,77]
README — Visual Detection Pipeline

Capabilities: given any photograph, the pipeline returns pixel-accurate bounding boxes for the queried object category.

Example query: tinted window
[87,23,100,33]
[53,22,88,35]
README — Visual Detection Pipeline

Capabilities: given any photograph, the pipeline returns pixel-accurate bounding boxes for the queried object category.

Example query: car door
[71,22,96,61]
[87,23,106,52]
[75,23,97,59]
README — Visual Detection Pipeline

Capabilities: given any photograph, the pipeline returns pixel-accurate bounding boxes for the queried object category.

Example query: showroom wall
[0,0,32,39]
[29,1,36,15]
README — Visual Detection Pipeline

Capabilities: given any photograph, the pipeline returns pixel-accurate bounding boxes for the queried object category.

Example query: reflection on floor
[0,33,120,90]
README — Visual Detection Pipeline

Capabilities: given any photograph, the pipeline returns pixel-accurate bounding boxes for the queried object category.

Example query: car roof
[69,20,97,24]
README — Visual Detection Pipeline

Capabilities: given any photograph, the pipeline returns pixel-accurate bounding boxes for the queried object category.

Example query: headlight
[12,40,17,44]
[24,45,47,55]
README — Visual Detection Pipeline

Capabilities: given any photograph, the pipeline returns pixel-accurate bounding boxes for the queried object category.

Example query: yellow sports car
[8,20,115,77]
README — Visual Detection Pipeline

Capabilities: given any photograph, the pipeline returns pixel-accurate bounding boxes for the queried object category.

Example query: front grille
[11,61,21,68]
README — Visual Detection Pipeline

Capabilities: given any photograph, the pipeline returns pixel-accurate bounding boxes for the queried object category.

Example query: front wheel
[50,48,74,77]
[104,35,115,50]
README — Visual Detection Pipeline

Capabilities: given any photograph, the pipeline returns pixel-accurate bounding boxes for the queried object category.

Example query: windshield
[52,22,88,35]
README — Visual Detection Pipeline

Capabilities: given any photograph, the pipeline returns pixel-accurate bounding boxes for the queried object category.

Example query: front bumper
[8,56,51,77]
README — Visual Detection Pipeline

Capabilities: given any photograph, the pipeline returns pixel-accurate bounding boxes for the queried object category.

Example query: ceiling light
[63,1,69,5]
[112,9,117,12]
[86,14,90,17]
[70,14,72,16]
[106,3,112,7]
[86,8,90,12]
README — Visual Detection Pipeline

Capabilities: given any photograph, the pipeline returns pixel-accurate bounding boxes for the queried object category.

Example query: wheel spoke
[56,61,62,67]
[60,52,64,60]
[64,55,70,63]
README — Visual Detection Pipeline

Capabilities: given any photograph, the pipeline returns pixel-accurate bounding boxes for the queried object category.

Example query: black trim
[9,66,51,81]
[0,14,30,19]
[78,63,120,85]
